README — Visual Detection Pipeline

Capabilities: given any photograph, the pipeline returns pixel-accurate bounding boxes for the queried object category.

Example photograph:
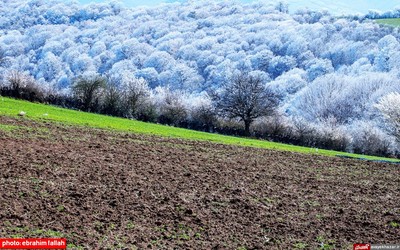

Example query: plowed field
[0,116,399,249]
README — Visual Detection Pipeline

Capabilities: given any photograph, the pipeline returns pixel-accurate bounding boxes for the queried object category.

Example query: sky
[77,0,400,15]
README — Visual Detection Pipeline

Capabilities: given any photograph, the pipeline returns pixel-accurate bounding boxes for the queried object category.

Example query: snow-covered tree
[375,92,400,141]
[120,74,151,119]
[1,0,400,154]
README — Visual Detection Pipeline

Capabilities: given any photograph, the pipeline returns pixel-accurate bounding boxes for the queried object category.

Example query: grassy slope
[0,97,398,162]
[375,18,400,27]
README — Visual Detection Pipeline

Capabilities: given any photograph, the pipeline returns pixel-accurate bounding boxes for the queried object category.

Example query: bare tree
[121,77,151,119]
[5,70,26,98]
[2,70,44,102]
[212,73,279,136]
[102,80,122,116]
[158,89,187,127]
[72,74,106,112]
[190,104,217,132]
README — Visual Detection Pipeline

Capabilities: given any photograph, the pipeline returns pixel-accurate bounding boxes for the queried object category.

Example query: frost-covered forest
[1,0,400,157]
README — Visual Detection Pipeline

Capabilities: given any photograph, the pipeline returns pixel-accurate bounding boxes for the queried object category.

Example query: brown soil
[0,116,399,249]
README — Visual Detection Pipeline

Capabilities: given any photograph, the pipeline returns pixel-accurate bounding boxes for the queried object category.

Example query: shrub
[289,117,317,147]
[120,77,151,119]
[252,115,292,141]
[72,74,106,112]
[154,87,188,127]
[313,125,350,152]
[188,103,217,132]
[1,71,45,102]
[102,81,123,116]
[214,118,245,137]
[45,94,77,109]
[349,121,395,157]
[135,100,158,123]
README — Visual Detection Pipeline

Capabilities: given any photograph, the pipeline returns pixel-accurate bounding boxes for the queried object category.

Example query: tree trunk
[244,119,251,137]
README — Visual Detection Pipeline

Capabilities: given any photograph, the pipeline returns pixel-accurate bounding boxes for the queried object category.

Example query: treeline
[365,8,400,19]
[0,70,216,131]
[1,70,398,158]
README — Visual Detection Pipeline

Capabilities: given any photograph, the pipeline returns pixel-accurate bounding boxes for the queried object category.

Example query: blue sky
[76,0,400,15]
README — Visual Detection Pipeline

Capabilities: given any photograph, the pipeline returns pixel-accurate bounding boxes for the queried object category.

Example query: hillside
[1,97,398,162]
[2,0,399,92]
[283,0,400,15]
[78,0,400,15]
[1,0,400,157]
[1,113,400,249]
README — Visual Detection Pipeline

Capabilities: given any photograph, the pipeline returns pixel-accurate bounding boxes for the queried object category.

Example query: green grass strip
[375,18,400,27]
[0,97,398,162]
